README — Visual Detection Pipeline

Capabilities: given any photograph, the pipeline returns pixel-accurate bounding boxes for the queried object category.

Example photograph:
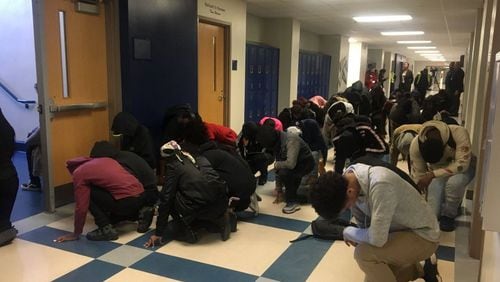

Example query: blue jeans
[427,162,475,218]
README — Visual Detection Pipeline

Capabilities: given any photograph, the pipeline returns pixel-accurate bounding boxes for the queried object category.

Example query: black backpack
[291,156,420,243]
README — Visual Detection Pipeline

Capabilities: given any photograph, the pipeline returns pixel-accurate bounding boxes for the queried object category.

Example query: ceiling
[246,0,484,62]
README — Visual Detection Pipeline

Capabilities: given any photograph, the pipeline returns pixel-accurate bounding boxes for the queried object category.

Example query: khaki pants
[354,231,438,282]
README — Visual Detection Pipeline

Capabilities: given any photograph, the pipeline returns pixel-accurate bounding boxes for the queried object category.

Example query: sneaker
[423,254,441,282]
[229,211,237,232]
[21,183,41,191]
[282,202,301,214]
[248,193,259,216]
[86,224,119,241]
[439,216,456,232]
[137,206,154,233]
[220,211,231,241]
[0,226,18,246]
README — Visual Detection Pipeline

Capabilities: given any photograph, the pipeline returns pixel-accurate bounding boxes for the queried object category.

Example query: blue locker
[245,43,280,122]
[298,51,331,100]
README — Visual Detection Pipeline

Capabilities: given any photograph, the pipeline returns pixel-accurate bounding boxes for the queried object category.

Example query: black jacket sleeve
[155,159,180,236]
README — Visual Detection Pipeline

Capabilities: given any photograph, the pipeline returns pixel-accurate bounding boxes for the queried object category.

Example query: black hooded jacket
[111,112,156,169]
[156,153,227,236]
[199,141,256,211]
[0,108,17,180]
[90,141,158,205]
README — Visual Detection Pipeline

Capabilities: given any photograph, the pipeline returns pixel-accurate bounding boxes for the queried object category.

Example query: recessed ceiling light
[381,31,424,36]
[397,40,432,44]
[415,50,440,53]
[407,46,436,49]
[353,15,412,23]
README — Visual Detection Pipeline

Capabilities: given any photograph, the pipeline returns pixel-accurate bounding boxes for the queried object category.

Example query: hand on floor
[54,233,79,243]
[144,235,162,248]
[273,191,285,204]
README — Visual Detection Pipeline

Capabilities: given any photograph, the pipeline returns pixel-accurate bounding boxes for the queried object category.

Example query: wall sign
[204,2,226,16]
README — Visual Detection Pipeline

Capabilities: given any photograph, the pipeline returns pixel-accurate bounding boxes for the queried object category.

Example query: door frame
[198,18,230,126]
[32,0,121,212]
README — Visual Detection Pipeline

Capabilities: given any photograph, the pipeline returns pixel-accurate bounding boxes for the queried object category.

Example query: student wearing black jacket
[198,141,256,212]
[0,108,19,245]
[145,142,229,246]
[111,112,156,169]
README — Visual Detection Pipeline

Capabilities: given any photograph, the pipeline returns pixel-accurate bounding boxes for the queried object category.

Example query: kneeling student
[56,156,145,242]
[145,141,230,247]
[311,161,441,282]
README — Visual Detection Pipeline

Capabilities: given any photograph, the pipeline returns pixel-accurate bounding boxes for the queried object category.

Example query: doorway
[33,0,114,211]
[197,21,229,125]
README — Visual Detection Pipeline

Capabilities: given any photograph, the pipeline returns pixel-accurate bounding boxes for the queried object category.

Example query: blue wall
[119,0,198,151]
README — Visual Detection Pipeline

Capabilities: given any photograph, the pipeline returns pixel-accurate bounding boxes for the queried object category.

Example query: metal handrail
[0,80,36,108]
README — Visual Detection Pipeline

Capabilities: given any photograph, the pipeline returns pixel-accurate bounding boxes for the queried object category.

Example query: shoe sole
[282,207,301,214]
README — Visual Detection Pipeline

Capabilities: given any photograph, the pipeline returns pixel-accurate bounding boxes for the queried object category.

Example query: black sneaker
[439,216,456,232]
[229,211,237,232]
[137,206,154,233]
[423,255,441,282]
[220,212,231,241]
[0,226,18,246]
[86,224,119,241]
[21,183,41,191]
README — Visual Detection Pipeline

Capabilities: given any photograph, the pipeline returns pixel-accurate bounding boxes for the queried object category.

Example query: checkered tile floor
[2,176,458,282]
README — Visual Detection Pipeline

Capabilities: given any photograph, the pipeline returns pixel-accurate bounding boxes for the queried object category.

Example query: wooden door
[198,22,226,125]
[34,0,110,209]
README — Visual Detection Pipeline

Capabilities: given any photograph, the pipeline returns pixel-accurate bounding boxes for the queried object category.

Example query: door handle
[49,102,107,113]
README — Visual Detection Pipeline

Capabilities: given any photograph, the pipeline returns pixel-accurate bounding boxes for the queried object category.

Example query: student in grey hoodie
[311,163,440,282]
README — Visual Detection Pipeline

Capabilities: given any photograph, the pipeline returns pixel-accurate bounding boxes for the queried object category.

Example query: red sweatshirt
[66,157,144,235]
[204,122,237,146]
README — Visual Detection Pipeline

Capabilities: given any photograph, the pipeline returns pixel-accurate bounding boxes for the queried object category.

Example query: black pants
[0,175,19,232]
[246,153,274,178]
[448,91,462,116]
[277,156,315,203]
[26,130,41,186]
[89,186,142,228]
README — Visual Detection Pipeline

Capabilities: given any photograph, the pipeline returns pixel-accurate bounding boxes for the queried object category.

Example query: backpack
[290,217,357,242]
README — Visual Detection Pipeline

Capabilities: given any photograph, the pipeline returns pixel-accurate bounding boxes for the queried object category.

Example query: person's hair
[183,113,209,145]
[262,118,276,129]
[310,171,349,219]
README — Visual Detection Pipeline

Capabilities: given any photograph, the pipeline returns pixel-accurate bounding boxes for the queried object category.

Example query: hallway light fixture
[353,15,412,23]
[415,50,440,53]
[407,46,436,49]
[381,31,424,36]
[397,40,432,44]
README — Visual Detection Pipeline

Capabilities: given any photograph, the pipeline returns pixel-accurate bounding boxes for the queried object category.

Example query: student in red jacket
[55,157,144,242]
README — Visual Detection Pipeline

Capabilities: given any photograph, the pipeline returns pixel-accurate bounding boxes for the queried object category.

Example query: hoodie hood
[163,104,193,123]
[352,80,364,92]
[256,125,279,149]
[242,122,259,140]
[66,157,92,174]
[327,101,354,123]
[418,120,450,144]
[90,141,120,158]
[111,112,139,136]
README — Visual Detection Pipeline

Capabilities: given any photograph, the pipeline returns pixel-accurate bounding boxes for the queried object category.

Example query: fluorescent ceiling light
[353,15,412,23]
[397,40,432,44]
[407,46,436,49]
[415,50,440,53]
[381,31,424,36]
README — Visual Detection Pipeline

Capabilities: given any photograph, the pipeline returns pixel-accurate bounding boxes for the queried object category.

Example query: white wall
[198,0,247,131]
[300,30,320,52]
[347,41,362,86]
[359,43,368,82]
[246,13,264,43]
[319,35,349,94]
[383,51,393,96]
[0,0,39,142]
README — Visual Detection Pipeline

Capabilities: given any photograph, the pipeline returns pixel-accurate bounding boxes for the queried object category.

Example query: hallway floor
[3,165,460,282]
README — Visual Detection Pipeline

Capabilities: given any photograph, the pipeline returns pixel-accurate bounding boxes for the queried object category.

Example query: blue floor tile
[11,152,44,221]
[238,212,310,233]
[53,259,124,282]
[19,226,121,258]
[262,237,332,282]
[131,252,257,282]
[436,245,455,262]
